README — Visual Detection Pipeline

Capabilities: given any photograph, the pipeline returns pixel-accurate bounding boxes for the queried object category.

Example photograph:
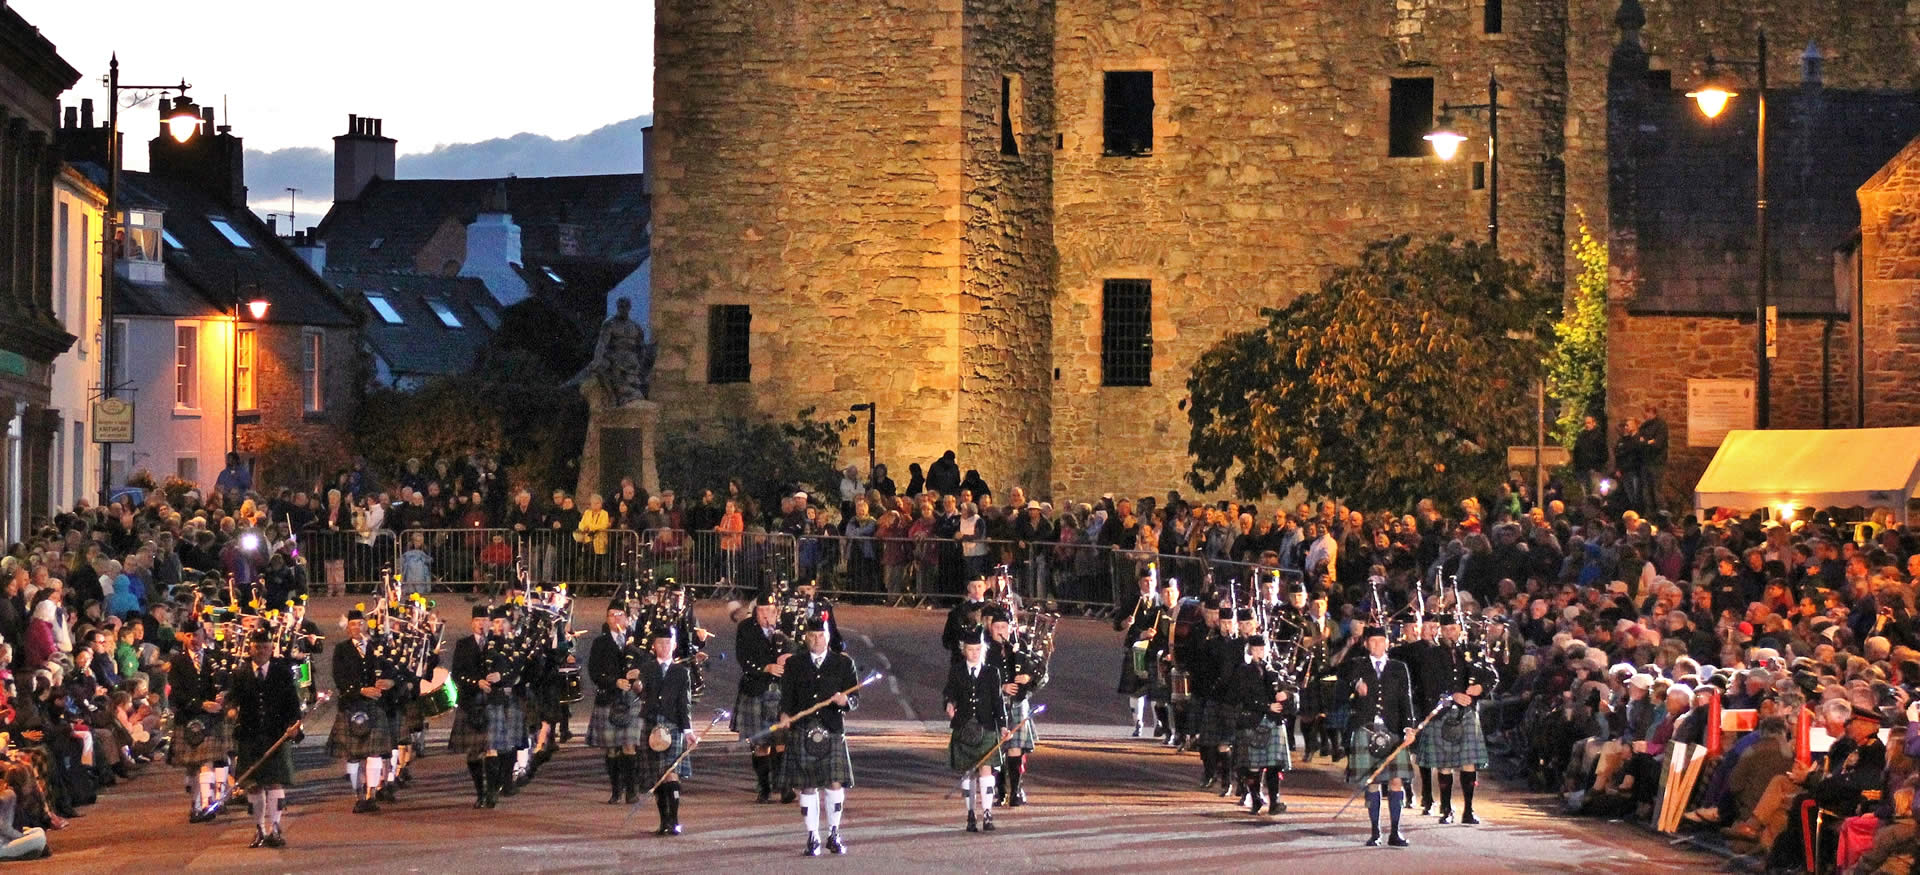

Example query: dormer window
[161,229,186,252]
[124,210,162,262]
[426,297,462,328]
[364,292,404,325]
[208,217,252,249]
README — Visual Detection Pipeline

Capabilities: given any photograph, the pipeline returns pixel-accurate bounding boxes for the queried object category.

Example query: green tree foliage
[353,361,587,494]
[1184,235,1560,509]
[657,408,848,514]
[1548,215,1609,447]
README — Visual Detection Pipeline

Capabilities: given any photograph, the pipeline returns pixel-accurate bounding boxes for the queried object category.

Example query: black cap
[1157,576,1177,590]
[345,609,365,621]
[649,626,675,642]
[1852,705,1889,726]
[607,601,628,615]
[1288,581,1308,595]
[982,607,1012,625]
[756,591,779,607]
[958,625,988,647]
[1363,626,1389,641]
[1217,606,1235,619]
[804,617,829,634]
[249,629,272,644]
[489,605,512,620]
[1434,613,1458,626]
[1234,608,1255,622]
[1245,634,1268,648]
[471,605,489,619]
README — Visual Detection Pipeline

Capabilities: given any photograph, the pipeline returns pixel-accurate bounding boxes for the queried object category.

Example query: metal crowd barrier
[295,527,646,595]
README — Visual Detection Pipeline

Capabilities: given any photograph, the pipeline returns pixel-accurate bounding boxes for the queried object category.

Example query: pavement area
[29,596,1728,873]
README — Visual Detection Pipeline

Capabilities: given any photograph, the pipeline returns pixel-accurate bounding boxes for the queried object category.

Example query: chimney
[290,228,326,274]
[1802,41,1824,88]
[80,98,93,129]
[148,104,249,210]
[459,180,528,306]
[268,215,277,235]
[333,113,396,203]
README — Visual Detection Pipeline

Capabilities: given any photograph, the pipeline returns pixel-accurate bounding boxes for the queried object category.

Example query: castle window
[1001,75,1021,156]
[1103,71,1154,157]
[1388,77,1435,158]
[1101,279,1152,387]
[1484,0,1502,34]
[707,305,752,384]
[1472,162,1486,190]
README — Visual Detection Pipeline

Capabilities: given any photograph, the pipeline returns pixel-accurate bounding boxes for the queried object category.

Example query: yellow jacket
[577,508,611,553]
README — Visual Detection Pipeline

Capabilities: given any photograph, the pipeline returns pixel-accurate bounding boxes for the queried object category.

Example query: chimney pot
[63,105,76,129]
[1802,41,1824,87]
[201,106,214,126]
[348,113,359,135]
[80,98,94,129]
[373,119,382,137]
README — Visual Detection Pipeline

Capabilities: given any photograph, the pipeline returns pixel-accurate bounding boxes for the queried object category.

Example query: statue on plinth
[577,296,654,408]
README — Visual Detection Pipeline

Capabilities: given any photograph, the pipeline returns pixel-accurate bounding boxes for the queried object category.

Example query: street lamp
[849,402,876,481]
[98,55,196,502]
[231,294,267,456]
[1687,31,1771,428]
[1427,73,1501,250]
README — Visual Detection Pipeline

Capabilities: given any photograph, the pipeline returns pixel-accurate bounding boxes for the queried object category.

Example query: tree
[352,366,587,494]
[657,408,848,514]
[1184,235,1560,509]
[1548,213,1608,448]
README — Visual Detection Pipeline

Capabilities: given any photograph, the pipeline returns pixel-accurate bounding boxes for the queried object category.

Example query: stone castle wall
[1860,141,1920,428]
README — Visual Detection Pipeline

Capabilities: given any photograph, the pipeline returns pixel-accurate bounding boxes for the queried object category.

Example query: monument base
[576,400,660,503]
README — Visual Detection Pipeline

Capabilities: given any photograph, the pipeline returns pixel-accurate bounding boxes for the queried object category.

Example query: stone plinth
[577,400,660,502]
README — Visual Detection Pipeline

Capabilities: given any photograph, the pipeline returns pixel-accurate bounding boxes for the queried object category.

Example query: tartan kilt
[779,723,855,790]
[586,695,646,749]
[949,722,1004,772]
[637,725,692,780]
[1195,697,1237,747]
[168,715,232,768]
[1003,699,1039,752]
[448,704,491,756]
[1413,706,1489,770]
[485,697,529,753]
[1234,719,1291,770]
[327,700,395,760]
[527,682,569,724]
[233,732,296,787]
[1116,650,1148,696]
[1345,728,1413,785]
[731,685,784,743]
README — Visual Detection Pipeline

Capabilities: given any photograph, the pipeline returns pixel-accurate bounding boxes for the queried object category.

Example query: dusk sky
[18,0,654,199]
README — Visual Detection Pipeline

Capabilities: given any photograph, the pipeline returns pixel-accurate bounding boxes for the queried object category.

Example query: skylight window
[364,293,404,325]
[473,305,500,330]
[542,267,563,283]
[161,229,185,251]
[207,217,251,248]
[426,297,462,328]
[369,237,384,251]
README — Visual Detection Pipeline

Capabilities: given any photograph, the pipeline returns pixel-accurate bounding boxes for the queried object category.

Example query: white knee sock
[251,791,269,830]
[267,788,285,828]
[364,757,384,791]
[212,765,230,798]
[801,790,820,838]
[978,774,995,814]
[824,787,845,830]
[197,768,217,808]
[1130,696,1148,725]
[516,748,530,776]
[346,762,362,794]
[388,749,401,779]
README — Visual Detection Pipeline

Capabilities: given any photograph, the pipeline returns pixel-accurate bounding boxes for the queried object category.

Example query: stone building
[0,6,80,542]
[651,0,1920,501]
[1856,135,1920,430]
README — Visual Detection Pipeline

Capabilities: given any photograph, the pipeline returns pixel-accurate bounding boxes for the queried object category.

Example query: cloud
[246,114,650,228]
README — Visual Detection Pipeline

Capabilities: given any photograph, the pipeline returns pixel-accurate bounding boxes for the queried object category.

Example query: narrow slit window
[1001,75,1020,156]
[1484,0,1502,34]
[707,305,752,384]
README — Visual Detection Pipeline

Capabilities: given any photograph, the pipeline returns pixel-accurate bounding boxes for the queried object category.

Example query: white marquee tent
[1693,427,1920,524]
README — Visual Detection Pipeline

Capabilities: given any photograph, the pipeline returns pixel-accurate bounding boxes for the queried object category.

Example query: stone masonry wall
[1860,141,1920,427]
[1048,0,1567,500]
[235,324,358,488]
[959,0,1057,494]
[651,0,969,487]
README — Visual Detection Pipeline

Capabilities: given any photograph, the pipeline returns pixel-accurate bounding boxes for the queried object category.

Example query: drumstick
[944,704,1047,798]
[199,691,333,818]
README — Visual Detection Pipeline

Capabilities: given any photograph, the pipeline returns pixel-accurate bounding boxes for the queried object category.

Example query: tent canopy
[1694,427,1920,523]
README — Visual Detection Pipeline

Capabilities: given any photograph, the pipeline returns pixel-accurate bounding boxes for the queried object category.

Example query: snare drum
[558,664,584,704]
[1169,667,1191,704]
[419,668,457,718]
[294,660,313,691]
[1129,639,1150,679]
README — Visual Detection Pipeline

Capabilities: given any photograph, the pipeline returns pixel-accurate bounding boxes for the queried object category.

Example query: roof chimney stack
[1802,41,1824,88]
[80,97,93,129]
[333,112,396,204]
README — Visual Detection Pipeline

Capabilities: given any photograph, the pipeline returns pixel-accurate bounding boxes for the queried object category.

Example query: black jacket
[1408,639,1497,714]
[942,600,985,664]
[943,661,1007,731]
[780,649,860,733]
[1573,425,1609,473]
[586,630,639,707]
[637,655,693,731]
[1638,416,1669,466]
[735,618,786,698]
[167,646,226,722]
[450,634,488,705]
[231,658,302,743]
[332,638,390,705]
[1340,654,1416,733]
[1226,659,1294,727]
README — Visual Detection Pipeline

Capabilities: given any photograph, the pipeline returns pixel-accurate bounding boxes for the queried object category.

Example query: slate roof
[1626,88,1920,316]
[109,168,358,327]
[314,174,649,274]
[328,270,497,379]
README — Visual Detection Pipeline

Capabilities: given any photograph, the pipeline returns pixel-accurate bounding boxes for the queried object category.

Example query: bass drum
[558,664,584,704]
[418,667,457,718]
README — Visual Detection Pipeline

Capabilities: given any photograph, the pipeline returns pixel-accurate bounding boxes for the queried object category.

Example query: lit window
[426,297,462,328]
[207,217,252,248]
[302,330,325,413]
[125,226,161,262]
[175,324,199,407]
[235,327,256,410]
[161,229,186,251]
[474,305,501,330]
[365,293,404,324]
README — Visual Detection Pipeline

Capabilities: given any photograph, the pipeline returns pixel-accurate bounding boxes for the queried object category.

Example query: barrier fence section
[297,527,644,595]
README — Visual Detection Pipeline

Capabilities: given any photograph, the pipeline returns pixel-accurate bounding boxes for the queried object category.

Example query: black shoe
[375,785,398,803]
[1421,802,1433,816]
[1366,831,1381,847]
[756,788,772,804]
[1131,725,1142,738]
[608,787,623,805]
[250,828,268,849]
[1011,787,1026,807]
[826,829,846,854]
[1267,799,1287,815]
[781,788,797,804]
[1462,811,1480,825]
[1388,830,1409,847]
[265,829,286,848]
[1438,811,1453,825]
[804,834,822,857]
[966,811,979,833]
[982,812,995,832]
[501,780,520,797]
[352,798,379,814]
[1245,795,1264,814]
[188,809,211,824]
[1201,772,1216,789]
[625,786,638,805]
[399,766,414,786]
